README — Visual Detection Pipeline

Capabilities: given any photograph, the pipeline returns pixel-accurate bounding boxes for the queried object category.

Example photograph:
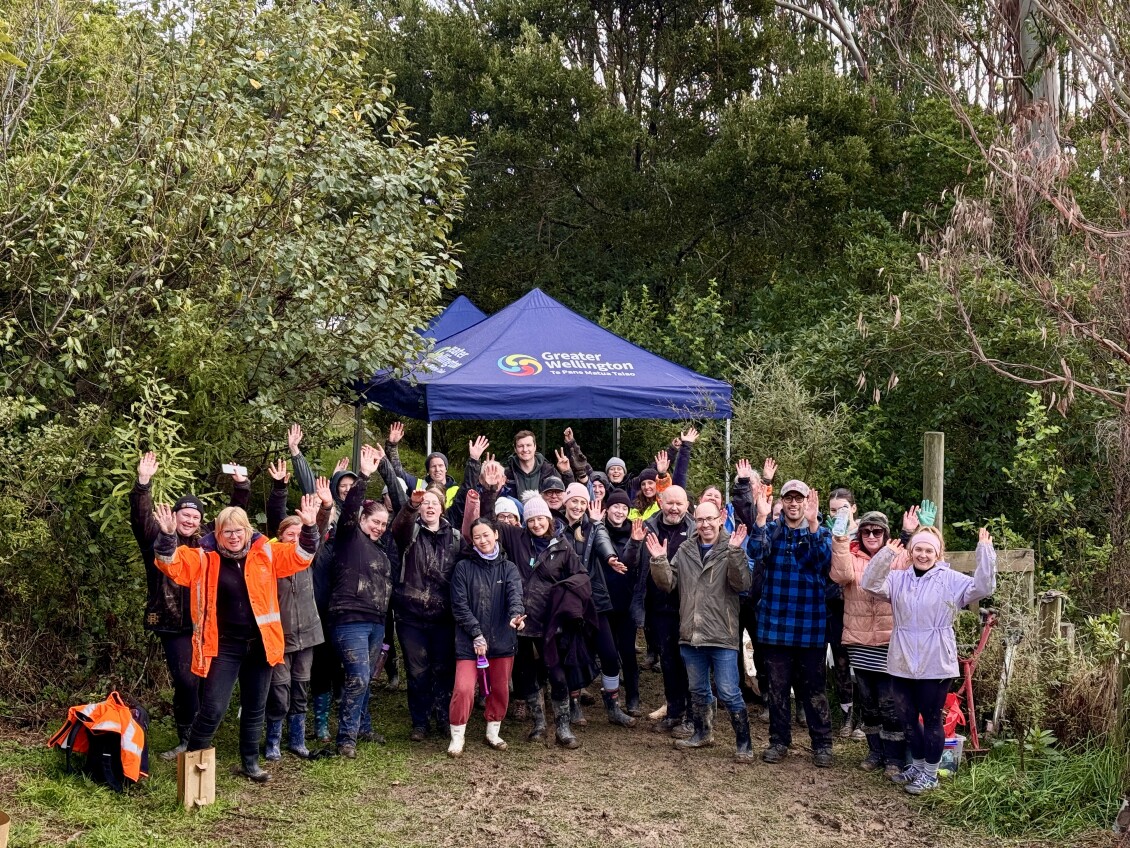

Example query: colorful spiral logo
[497,353,542,377]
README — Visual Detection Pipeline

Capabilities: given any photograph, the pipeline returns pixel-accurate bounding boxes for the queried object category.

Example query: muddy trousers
[762,645,833,748]
[333,621,385,747]
[450,656,515,725]
[891,676,951,764]
[186,634,272,759]
[511,636,569,702]
[826,601,853,706]
[398,617,456,730]
[852,668,902,736]
[160,632,200,742]
[266,646,314,722]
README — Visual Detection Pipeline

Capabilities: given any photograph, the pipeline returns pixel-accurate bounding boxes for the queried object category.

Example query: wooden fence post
[1037,592,1065,644]
[923,432,945,531]
[1118,612,1130,740]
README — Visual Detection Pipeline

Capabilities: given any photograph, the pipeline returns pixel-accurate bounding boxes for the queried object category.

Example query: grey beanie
[605,457,627,473]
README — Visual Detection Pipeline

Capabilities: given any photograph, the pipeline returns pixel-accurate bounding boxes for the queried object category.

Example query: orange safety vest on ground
[48,691,148,782]
[155,534,314,677]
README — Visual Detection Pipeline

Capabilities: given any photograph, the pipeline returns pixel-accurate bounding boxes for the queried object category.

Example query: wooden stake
[922,432,945,530]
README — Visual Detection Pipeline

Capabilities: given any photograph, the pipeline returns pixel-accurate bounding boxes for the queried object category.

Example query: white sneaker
[890,764,921,785]
[447,724,466,758]
[484,721,507,750]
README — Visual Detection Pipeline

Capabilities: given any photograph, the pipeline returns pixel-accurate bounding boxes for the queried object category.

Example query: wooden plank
[948,548,1034,574]
[1037,592,1065,643]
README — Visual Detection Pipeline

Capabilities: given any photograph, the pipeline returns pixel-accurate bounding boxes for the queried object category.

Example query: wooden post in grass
[1117,612,1130,741]
[923,432,944,531]
[1037,592,1065,644]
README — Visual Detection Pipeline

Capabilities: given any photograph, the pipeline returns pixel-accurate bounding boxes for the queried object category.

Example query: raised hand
[588,497,605,523]
[388,422,404,445]
[297,493,320,526]
[735,458,753,481]
[681,427,699,444]
[334,456,350,474]
[563,427,574,443]
[978,527,993,545]
[409,490,425,508]
[466,489,480,505]
[762,457,778,482]
[886,538,905,553]
[902,505,920,534]
[137,452,159,485]
[154,503,176,534]
[287,423,303,454]
[644,532,667,559]
[655,451,670,475]
[755,483,772,522]
[315,476,333,507]
[607,556,628,575]
[804,489,820,526]
[267,458,289,482]
[227,461,247,484]
[918,499,938,528]
[468,435,490,461]
[554,448,570,473]
[728,523,748,549]
[480,459,506,490]
[358,444,380,477]
[630,518,646,541]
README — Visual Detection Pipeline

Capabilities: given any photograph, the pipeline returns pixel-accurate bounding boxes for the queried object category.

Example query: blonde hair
[913,525,945,558]
[214,506,254,538]
[277,515,303,539]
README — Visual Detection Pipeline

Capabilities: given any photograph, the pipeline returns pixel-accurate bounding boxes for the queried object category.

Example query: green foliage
[928,740,1124,838]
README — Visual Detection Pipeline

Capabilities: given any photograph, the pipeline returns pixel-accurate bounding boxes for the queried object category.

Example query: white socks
[447,724,466,757]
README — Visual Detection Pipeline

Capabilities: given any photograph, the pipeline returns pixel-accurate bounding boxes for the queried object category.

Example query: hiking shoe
[883,763,903,780]
[336,744,356,759]
[904,772,940,795]
[762,743,789,764]
[813,747,834,768]
[409,726,427,742]
[160,742,187,762]
[890,764,921,785]
[838,707,855,738]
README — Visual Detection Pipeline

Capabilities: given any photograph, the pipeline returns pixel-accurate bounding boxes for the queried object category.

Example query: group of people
[131,422,997,795]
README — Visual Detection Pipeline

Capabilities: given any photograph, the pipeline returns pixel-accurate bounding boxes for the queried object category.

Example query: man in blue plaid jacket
[742,472,835,767]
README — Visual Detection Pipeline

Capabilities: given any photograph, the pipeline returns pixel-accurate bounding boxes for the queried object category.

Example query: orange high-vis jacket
[155,534,314,677]
[48,691,148,782]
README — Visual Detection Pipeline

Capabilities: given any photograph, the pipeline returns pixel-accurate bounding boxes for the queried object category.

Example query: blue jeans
[333,621,385,747]
[680,645,745,713]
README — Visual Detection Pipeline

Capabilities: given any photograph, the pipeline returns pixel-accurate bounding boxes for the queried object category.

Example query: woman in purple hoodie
[861,525,996,795]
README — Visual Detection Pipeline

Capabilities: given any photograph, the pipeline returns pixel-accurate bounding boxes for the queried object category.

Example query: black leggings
[892,676,951,764]
[593,612,620,680]
[512,636,571,702]
[607,610,639,699]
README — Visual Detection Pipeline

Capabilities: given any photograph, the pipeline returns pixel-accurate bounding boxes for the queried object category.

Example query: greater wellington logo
[497,353,542,377]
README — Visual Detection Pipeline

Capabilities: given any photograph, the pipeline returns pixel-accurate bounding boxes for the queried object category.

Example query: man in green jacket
[646,502,754,763]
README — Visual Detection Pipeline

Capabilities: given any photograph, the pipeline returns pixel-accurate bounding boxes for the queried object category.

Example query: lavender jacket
[861,542,996,679]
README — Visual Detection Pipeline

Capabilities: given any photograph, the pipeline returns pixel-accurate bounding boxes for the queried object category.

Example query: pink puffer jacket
[830,537,906,647]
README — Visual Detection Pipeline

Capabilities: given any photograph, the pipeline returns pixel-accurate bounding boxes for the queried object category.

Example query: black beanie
[173,495,205,515]
[604,490,631,509]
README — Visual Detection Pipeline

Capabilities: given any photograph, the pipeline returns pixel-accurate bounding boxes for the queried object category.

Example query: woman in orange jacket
[153,495,320,782]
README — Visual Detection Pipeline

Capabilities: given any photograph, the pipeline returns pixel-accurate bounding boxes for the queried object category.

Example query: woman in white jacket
[861,526,996,795]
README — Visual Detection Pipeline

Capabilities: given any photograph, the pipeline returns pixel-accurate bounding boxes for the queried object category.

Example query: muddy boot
[859,733,883,772]
[553,698,581,749]
[238,753,271,783]
[624,690,642,718]
[287,714,311,759]
[730,709,755,763]
[569,694,587,727]
[602,689,637,728]
[264,719,283,762]
[447,724,466,758]
[881,733,907,777]
[312,692,331,743]
[527,693,547,743]
[674,699,714,750]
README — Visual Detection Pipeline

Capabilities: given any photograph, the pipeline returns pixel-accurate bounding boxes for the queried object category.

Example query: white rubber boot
[447,724,466,758]
[485,721,507,751]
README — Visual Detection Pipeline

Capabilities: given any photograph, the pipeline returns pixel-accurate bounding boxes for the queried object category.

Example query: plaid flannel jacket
[746,518,832,648]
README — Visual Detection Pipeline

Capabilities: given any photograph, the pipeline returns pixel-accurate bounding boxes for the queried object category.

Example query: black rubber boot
[569,694,587,727]
[860,732,883,772]
[602,689,637,727]
[527,692,547,743]
[674,699,714,750]
[238,754,271,783]
[553,698,581,749]
[730,709,755,763]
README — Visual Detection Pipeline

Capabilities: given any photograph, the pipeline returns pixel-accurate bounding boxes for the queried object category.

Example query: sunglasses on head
[860,527,885,537]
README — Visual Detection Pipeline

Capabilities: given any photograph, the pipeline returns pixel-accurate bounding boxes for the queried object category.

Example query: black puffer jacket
[603,519,640,614]
[129,478,250,634]
[496,520,587,639]
[328,473,393,625]
[565,517,616,614]
[390,501,462,623]
[450,548,524,661]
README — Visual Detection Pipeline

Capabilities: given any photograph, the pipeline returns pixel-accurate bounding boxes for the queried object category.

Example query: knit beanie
[604,490,631,509]
[495,497,521,519]
[523,496,552,522]
[425,452,449,473]
[605,457,627,473]
[173,495,205,516]
[637,468,659,483]
[564,483,590,504]
[857,511,889,532]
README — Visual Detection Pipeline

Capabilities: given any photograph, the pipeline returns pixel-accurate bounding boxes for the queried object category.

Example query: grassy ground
[0,670,1116,848]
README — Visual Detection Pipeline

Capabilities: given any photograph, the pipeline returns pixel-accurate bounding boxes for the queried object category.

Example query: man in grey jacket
[647,502,755,762]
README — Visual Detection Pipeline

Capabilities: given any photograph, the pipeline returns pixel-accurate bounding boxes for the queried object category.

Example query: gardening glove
[918,499,938,527]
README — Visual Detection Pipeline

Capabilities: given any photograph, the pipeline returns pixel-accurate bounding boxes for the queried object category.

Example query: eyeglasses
[220,529,245,537]
[860,527,885,538]
[694,517,719,524]
[781,494,805,503]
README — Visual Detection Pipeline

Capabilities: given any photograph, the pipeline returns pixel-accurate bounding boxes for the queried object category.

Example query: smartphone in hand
[222,463,248,477]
